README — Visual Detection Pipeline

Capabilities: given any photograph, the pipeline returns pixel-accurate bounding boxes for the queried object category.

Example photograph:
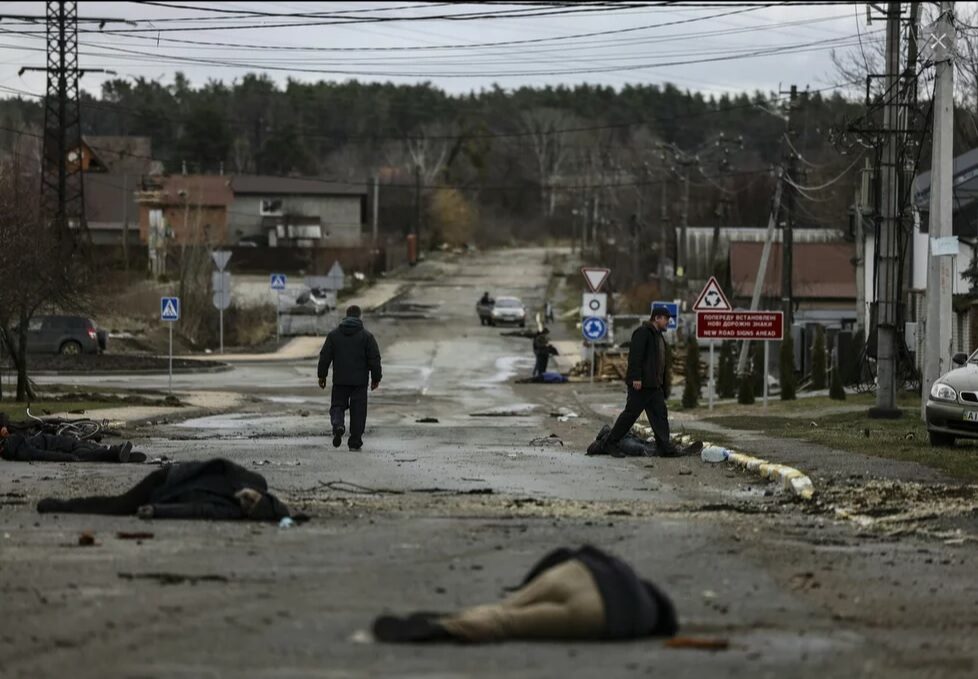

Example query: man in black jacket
[317,305,383,451]
[603,305,678,457]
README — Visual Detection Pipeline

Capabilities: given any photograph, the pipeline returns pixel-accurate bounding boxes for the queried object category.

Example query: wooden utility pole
[782,86,800,329]
[870,1,904,419]
[922,2,956,418]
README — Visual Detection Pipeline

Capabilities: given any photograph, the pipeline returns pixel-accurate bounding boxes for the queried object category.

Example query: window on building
[260,199,284,216]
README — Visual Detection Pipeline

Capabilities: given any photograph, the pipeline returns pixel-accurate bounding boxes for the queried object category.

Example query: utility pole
[658,164,669,297]
[922,2,956,418]
[371,173,379,247]
[122,172,129,272]
[782,86,800,329]
[709,135,739,268]
[18,2,119,247]
[414,164,422,244]
[870,1,904,419]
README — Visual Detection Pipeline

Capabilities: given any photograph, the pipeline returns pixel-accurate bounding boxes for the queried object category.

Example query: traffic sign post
[161,297,180,394]
[212,271,232,354]
[696,310,785,410]
[692,277,732,411]
[582,317,607,383]
[270,274,287,344]
[581,293,607,318]
[580,267,610,293]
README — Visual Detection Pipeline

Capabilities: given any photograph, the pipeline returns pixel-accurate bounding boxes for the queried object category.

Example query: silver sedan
[925,351,978,446]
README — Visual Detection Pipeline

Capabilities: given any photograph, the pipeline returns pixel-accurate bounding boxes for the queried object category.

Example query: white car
[490,297,526,327]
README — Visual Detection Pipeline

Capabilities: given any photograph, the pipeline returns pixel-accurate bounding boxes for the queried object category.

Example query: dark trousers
[331,384,368,445]
[533,352,549,377]
[607,387,672,451]
[22,434,120,462]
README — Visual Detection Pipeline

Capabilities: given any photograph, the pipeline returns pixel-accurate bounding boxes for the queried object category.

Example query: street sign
[581,267,610,293]
[160,297,180,322]
[212,272,232,310]
[651,300,679,330]
[692,276,731,312]
[211,250,232,271]
[581,292,607,318]
[696,311,784,341]
[582,316,608,342]
[931,236,959,257]
[270,273,288,290]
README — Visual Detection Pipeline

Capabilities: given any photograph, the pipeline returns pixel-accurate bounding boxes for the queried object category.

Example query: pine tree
[780,334,797,401]
[811,325,827,390]
[717,341,736,398]
[681,337,701,409]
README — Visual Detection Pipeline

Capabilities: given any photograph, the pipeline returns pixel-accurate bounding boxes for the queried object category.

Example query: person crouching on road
[317,305,382,451]
[532,327,555,377]
[603,306,679,457]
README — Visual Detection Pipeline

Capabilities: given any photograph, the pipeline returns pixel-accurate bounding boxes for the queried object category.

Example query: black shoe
[332,426,345,448]
[349,441,363,451]
[683,441,704,457]
[657,445,683,458]
[372,614,454,643]
[117,441,134,462]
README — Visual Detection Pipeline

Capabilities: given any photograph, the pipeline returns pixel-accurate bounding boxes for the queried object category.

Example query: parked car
[925,351,978,446]
[292,288,334,316]
[14,315,106,355]
[488,297,527,327]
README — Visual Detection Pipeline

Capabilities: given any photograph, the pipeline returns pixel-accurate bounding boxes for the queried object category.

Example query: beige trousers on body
[440,559,607,642]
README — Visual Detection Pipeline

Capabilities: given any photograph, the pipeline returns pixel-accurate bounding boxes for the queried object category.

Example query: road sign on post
[581,267,610,293]
[695,311,784,341]
[581,293,608,318]
[582,316,608,342]
[270,273,287,290]
[160,297,180,394]
[651,300,679,330]
[211,250,232,271]
[692,276,732,312]
[212,272,231,354]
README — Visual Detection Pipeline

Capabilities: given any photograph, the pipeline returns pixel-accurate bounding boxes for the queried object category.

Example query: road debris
[530,435,563,447]
[665,637,730,651]
[118,572,229,585]
[78,531,97,547]
[116,531,154,540]
[416,417,440,423]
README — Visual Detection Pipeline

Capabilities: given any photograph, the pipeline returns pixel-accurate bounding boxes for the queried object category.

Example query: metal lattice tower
[41,1,85,241]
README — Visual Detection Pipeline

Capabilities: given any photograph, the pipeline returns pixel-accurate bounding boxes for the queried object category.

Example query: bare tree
[520,108,579,217]
[0,142,91,401]
[402,122,458,184]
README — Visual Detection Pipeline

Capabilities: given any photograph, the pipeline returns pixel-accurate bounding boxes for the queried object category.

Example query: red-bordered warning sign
[696,311,784,340]
[692,276,732,312]
[581,267,610,293]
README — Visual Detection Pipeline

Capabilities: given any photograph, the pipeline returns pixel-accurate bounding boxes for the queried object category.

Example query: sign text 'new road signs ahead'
[582,316,608,342]
[692,276,731,312]
[696,311,784,341]
[651,300,679,330]
[270,273,288,290]
[160,297,180,322]
[581,267,610,293]
[581,292,607,318]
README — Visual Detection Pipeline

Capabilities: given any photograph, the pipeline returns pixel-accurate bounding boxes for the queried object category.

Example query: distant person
[318,305,382,451]
[603,306,679,457]
[479,291,494,306]
[532,328,556,377]
[0,423,143,463]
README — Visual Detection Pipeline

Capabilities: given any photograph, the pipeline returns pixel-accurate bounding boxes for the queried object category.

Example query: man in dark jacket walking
[317,305,382,451]
[603,306,678,457]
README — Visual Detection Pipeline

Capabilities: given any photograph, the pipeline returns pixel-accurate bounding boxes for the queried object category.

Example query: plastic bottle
[278,517,296,529]
[700,445,730,463]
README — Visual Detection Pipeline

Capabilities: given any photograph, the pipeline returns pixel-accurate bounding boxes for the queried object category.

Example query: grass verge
[694,408,978,482]
[0,400,118,421]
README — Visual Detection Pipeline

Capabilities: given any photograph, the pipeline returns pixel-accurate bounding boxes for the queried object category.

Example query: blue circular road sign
[582,316,608,341]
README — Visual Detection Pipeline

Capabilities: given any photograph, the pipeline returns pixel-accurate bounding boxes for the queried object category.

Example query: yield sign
[692,276,731,312]
[211,250,232,271]
[581,267,610,293]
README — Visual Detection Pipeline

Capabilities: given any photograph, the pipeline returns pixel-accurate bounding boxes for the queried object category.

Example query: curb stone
[633,424,816,501]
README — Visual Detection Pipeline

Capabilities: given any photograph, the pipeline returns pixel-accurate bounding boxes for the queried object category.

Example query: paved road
[3,248,977,678]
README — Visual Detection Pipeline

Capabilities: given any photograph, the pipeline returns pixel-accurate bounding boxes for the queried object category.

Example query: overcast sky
[0,2,946,101]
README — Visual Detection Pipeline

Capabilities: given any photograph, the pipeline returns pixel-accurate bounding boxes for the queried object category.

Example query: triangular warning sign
[162,300,178,318]
[692,276,731,311]
[581,267,610,293]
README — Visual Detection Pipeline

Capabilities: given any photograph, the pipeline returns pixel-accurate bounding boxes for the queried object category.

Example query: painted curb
[633,424,815,501]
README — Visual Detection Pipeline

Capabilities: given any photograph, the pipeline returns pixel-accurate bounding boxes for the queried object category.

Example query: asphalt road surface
[3,248,977,678]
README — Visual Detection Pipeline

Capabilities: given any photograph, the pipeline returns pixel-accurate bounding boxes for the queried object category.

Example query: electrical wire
[784,152,865,193]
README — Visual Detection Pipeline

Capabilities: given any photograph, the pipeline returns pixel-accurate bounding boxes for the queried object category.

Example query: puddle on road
[484,355,533,384]
[263,395,313,404]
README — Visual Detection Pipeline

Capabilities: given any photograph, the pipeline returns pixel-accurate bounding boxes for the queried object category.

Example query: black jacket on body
[318,317,383,386]
[518,545,679,639]
[625,321,668,390]
[1,432,95,461]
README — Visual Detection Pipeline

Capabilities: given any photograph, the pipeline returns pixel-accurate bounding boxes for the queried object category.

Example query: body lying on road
[36,458,296,521]
[0,425,143,463]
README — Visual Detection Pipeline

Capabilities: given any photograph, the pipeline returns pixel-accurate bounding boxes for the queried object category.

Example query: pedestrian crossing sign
[161,297,180,322]
[270,273,288,290]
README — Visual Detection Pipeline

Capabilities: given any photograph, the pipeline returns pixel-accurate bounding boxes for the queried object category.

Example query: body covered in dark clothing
[1,430,141,463]
[626,321,669,390]
[37,458,293,521]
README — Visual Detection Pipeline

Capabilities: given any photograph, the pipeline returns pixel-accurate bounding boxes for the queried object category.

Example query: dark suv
[22,315,106,355]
